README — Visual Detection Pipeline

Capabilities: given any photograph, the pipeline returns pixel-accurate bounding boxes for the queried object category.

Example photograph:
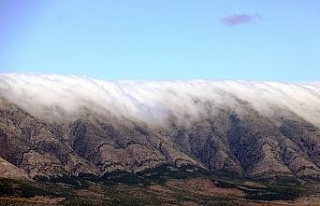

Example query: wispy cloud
[56,15,73,22]
[220,14,262,26]
[1,74,320,127]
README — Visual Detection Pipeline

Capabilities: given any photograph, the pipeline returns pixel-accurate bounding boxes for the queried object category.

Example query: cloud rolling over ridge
[0,73,320,127]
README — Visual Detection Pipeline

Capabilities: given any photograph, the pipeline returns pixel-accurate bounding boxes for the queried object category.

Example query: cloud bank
[220,14,261,26]
[0,73,320,127]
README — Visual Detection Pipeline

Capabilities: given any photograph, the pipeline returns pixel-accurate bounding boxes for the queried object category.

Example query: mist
[0,73,320,127]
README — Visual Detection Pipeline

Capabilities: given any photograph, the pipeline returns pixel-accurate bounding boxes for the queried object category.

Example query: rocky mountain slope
[1,73,320,182]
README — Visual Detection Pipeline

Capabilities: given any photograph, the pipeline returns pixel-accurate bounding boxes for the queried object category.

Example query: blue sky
[0,0,319,81]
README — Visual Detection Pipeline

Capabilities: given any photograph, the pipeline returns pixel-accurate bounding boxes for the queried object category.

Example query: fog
[1,73,320,127]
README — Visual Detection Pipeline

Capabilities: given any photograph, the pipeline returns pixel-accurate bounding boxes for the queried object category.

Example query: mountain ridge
[1,73,320,183]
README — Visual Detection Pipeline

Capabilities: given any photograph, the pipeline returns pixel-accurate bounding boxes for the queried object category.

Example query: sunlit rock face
[1,73,320,180]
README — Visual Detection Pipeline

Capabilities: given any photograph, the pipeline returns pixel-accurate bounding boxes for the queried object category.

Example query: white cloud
[0,73,320,127]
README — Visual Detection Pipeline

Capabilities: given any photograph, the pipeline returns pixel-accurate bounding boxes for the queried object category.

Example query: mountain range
[1,73,320,205]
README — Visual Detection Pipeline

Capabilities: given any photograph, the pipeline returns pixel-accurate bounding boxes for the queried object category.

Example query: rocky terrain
[1,94,320,181]
[1,73,320,204]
